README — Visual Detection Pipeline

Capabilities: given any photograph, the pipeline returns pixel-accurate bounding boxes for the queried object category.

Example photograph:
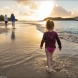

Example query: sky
[0,0,78,20]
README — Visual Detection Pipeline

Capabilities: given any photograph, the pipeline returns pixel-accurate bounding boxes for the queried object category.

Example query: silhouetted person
[10,14,15,29]
[4,15,8,28]
[11,29,15,40]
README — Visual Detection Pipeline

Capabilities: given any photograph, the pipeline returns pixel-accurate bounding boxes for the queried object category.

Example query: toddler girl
[40,20,62,72]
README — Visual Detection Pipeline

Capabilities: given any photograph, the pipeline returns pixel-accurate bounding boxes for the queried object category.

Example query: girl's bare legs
[45,49,54,72]
[50,52,53,65]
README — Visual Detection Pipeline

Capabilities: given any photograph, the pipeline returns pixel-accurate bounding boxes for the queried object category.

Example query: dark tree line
[44,17,76,21]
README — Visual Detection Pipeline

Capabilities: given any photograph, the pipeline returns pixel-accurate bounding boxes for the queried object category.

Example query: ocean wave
[59,33,78,43]
[36,24,78,43]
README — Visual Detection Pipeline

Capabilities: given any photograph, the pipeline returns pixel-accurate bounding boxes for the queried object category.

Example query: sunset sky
[0,0,78,20]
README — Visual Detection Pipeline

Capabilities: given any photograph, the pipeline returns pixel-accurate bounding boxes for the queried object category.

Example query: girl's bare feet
[46,66,56,73]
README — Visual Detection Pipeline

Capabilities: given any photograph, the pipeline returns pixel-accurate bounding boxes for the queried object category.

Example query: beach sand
[0,22,11,26]
[0,23,78,78]
[0,22,11,34]
[0,28,9,34]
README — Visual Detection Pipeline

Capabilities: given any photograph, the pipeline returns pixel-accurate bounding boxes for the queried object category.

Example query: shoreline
[0,21,78,44]
[36,24,78,44]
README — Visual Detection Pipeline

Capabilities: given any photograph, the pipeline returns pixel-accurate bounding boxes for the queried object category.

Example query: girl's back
[41,31,59,48]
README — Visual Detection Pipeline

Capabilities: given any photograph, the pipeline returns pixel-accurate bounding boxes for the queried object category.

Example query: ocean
[38,21,78,43]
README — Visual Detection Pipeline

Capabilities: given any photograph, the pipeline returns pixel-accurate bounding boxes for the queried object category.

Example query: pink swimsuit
[46,47,55,52]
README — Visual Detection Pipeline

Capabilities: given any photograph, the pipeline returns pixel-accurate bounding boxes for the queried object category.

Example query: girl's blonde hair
[46,20,54,30]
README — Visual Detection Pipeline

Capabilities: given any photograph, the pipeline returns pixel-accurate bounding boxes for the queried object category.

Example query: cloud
[13,0,40,17]
[14,0,31,5]
[0,6,14,16]
[19,11,36,16]
[50,5,73,17]
[3,6,14,13]
[14,0,39,10]
[72,11,78,17]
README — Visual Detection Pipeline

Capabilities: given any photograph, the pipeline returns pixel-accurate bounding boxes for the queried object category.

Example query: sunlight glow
[36,1,54,20]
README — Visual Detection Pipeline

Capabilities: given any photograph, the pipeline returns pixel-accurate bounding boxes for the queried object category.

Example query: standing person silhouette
[10,14,15,29]
[4,15,8,28]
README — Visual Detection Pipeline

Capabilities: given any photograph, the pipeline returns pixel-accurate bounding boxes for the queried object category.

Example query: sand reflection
[11,29,15,40]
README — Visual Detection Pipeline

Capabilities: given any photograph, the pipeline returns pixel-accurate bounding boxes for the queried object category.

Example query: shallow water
[0,23,78,78]
[39,21,78,34]
[38,21,78,43]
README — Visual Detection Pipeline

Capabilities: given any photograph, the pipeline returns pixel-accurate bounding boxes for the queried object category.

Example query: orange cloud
[50,5,73,18]
[0,7,14,15]
[14,0,39,10]
[19,11,37,16]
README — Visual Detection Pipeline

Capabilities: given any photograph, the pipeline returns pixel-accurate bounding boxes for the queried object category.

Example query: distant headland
[43,17,78,21]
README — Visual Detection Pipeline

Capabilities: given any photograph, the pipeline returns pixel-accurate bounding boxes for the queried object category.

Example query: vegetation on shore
[44,17,78,21]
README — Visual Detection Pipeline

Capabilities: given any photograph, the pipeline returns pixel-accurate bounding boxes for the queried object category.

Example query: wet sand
[0,28,9,34]
[0,22,11,34]
[0,22,11,26]
[0,23,78,78]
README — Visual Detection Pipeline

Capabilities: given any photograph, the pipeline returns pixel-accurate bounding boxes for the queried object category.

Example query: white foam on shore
[58,33,78,43]
[35,23,78,43]
[36,24,45,33]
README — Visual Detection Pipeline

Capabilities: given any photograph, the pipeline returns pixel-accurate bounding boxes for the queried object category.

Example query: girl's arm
[56,35,62,50]
[40,33,46,49]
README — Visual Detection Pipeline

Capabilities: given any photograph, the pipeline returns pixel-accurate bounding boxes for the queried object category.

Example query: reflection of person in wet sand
[11,29,15,40]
